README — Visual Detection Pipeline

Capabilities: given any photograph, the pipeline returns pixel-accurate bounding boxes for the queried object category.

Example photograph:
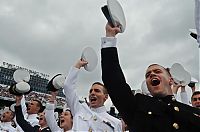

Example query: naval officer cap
[101,0,126,33]
[46,74,66,92]
[13,69,30,83]
[170,63,191,86]
[9,69,31,96]
[188,77,198,88]
[81,47,98,72]
[189,29,197,40]
[9,81,31,96]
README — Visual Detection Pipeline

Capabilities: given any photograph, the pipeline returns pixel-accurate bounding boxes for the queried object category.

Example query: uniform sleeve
[14,105,39,132]
[20,95,27,116]
[63,66,81,116]
[101,37,136,125]
[180,91,189,105]
[45,103,62,132]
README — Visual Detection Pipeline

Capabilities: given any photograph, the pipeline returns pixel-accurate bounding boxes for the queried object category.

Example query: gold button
[148,111,152,115]
[172,96,176,101]
[174,107,179,112]
[173,123,179,129]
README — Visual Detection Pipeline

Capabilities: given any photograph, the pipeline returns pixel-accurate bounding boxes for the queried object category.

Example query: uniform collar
[90,105,107,113]
[40,126,49,130]
[1,121,12,126]
[158,95,176,103]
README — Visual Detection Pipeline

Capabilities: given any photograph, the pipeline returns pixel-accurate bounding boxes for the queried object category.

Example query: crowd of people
[0,0,200,131]
[0,85,66,108]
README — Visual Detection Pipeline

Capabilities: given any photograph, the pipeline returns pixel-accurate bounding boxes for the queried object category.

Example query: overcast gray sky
[0,0,199,109]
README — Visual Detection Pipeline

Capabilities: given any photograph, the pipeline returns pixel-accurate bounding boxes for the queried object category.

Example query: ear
[169,77,174,86]
[104,94,108,101]
[36,106,40,113]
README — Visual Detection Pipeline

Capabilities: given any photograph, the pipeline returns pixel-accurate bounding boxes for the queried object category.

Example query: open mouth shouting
[60,118,65,124]
[60,117,67,127]
[151,78,160,86]
[90,96,97,103]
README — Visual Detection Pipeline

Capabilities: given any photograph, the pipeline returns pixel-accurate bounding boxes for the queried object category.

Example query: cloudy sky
[0,0,199,109]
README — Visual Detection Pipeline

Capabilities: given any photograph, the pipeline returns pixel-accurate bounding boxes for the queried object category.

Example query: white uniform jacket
[64,67,122,132]
[0,122,15,132]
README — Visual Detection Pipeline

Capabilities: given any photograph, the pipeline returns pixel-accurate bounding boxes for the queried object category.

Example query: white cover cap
[81,47,98,72]
[189,29,197,35]
[13,69,30,83]
[170,63,191,86]
[191,76,198,83]
[107,0,126,33]
[15,81,30,93]
[52,74,65,90]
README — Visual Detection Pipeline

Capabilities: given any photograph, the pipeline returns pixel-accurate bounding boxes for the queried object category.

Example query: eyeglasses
[192,97,200,101]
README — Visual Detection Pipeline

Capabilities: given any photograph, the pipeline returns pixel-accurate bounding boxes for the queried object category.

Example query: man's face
[59,111,73,130]
[145,64,172,97]
[89,84,108,108]
[0,110,13,122]
[38,112,47,126]
[191,94,200,109]
[27,100,40,114]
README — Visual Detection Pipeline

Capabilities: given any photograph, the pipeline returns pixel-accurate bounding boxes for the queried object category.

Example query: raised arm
[63,59,87,116]
[101,23,136,125]
[15,96,39,132]
[45,91,62,132]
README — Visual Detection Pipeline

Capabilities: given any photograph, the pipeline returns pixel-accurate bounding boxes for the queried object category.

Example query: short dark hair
[191,91,200,100]
[147,64,171,77]
[65,109,73,119]
[92,82,108,94]
[33,99,43,113]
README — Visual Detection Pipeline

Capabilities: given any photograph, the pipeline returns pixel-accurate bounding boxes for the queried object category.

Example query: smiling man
[100,23,200,132]
[191,91,200,109]
[63,59,122,131]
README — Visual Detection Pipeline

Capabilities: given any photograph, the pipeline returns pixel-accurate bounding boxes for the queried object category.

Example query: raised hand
[49,91,58,103]
[75,59,88,69]
[15,95,23,106]
[105,22,121,37]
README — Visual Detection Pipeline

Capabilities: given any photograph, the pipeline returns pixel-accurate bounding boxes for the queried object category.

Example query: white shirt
[0,122,16,132]
[64,67,122,131]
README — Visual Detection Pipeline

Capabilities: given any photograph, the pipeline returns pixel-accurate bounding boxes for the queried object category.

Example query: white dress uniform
[45,103,73,132]
[0,122,16,132]
[174,91,189,105]
[63,67,122,132]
